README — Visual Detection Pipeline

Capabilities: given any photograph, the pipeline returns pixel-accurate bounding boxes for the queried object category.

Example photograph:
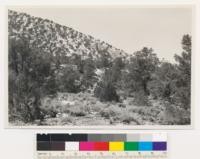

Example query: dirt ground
[10,92,190,126]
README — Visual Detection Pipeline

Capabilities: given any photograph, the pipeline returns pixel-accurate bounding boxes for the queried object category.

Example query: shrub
[132,91,151,106]
[100,105,121,119]
[67,106,87,117]
[94,80,119,102]
[60,116,73,125]
[59,67,81,93]
[120,112,135,124]
[163,102,190,125]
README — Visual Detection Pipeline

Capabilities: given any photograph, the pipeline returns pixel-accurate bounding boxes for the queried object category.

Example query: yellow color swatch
[109,142,124,151]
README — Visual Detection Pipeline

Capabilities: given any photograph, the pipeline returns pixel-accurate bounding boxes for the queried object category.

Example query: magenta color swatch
[79,142,95,151]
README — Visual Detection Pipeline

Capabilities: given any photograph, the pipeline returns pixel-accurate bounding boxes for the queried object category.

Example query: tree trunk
[142,80,149,95]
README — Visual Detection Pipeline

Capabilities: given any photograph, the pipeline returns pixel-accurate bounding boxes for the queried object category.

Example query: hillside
[8,10,128,60]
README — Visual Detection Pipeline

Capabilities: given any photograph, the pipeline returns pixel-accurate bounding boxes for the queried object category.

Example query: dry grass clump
[60,115,74,125]
[65,105,87,117]
[100,105,122,119]
[90,101,106,112]
[131,91,151,106]
[119,112,140,125]
[163,104,190,125]
[40,97,61,118]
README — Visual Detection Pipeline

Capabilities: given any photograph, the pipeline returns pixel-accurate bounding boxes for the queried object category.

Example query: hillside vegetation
[8,10,191,126]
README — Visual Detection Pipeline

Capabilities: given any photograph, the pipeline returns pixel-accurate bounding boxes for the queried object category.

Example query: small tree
[94,69,119,102]
[148,62,178,100]
[82,57,97,89]
[60,67,81,93]
[127,47,159,95]
[174,34,191,109]
[111,57,125,84]
[8,38,56,122]
[96,43,112,69]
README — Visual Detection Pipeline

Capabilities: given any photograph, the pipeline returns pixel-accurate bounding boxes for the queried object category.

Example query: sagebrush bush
[100,105,121,119]
[163,102,190,125]
[119,112,135,124]
[67,106,87,117]
[132,91,151,106]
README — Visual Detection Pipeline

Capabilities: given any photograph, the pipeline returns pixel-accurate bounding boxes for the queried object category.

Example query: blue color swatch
[138,142,153,151]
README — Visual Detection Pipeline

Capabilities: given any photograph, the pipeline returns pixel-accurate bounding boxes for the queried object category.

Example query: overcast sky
[10,6,192,62]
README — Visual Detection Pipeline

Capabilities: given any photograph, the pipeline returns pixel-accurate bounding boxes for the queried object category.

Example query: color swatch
[37,133,167,152]
[109,142,124,151]
[124,142,138,151]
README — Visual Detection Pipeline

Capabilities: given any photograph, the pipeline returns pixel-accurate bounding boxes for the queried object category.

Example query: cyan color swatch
[138,142,153,151]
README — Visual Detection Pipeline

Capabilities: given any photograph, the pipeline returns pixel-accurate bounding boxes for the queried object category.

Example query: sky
[10,6,192,62]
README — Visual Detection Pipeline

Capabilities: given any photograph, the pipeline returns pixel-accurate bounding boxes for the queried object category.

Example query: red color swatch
[94,142,109,151]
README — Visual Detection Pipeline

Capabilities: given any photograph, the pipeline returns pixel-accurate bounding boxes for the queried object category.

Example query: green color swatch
[124,142,139,151]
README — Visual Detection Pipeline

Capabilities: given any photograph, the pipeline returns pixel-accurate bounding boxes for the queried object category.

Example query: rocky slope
[8,10,128,60]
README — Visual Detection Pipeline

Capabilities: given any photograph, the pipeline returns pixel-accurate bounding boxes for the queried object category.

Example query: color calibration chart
[36,133,167,159]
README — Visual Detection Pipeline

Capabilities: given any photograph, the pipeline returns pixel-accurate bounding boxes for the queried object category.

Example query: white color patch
[65,142,79,151]
[153,133,167,141]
